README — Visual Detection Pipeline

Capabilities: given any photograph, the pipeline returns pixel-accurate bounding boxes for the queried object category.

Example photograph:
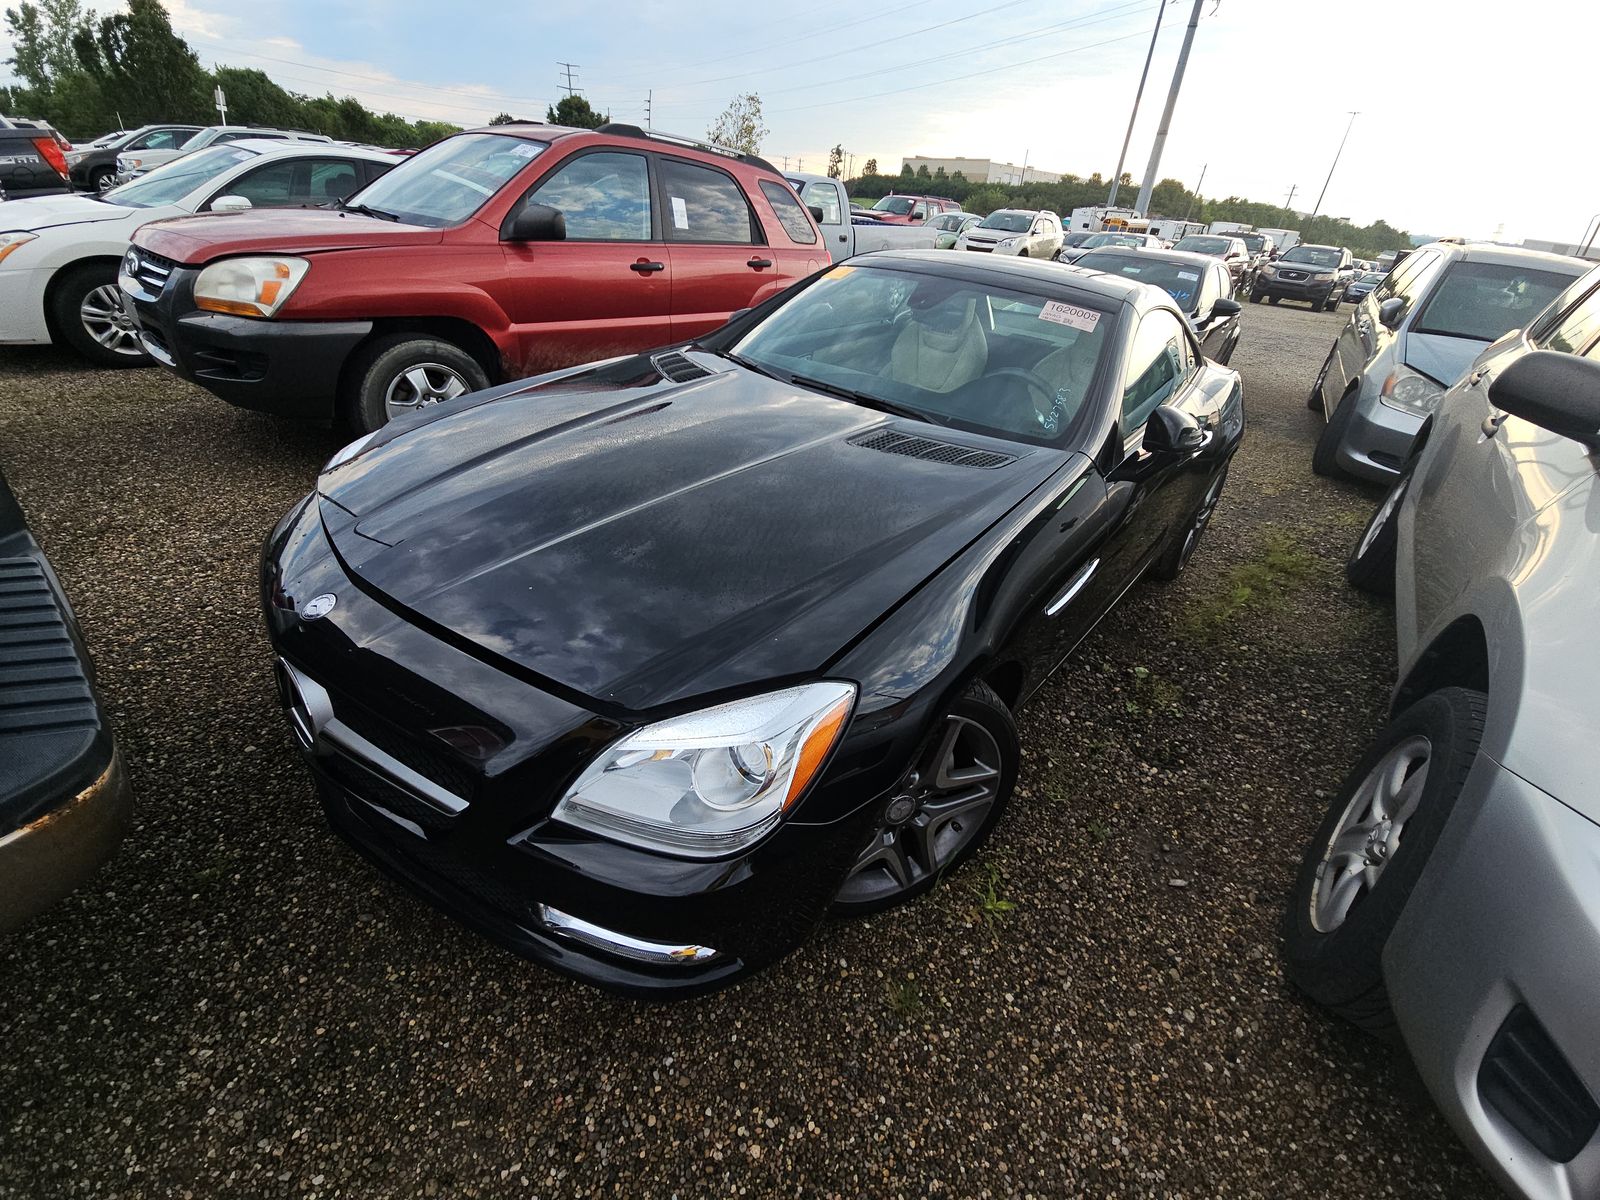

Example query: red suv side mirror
[504,203,566,243]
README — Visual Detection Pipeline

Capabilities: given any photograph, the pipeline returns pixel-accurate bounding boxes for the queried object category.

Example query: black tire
[1151,466,1229,580]
[1311,385,1358,478]
[1345,466,1410,595]
[832,680,1018,916]
[1307,346,1337,412]
[1249,291,1263,304]
[48,262,151,368]
[342,334,490,435]
[1269,296,1281,305]
[88,165,115,192]
[1324,295,1340,312]
[1282,688,1487,1036]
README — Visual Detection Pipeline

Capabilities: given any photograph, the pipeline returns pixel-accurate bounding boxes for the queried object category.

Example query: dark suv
[0,117,69,199]
[1251,243,1354,310]
[66,124,200,192]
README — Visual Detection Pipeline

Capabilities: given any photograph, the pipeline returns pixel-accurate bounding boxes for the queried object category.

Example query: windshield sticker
[823,265,855,280]
[1177,270,1199,281]
[671,196,689,230]
[508,142,539,159]
[1039,301,1101,332]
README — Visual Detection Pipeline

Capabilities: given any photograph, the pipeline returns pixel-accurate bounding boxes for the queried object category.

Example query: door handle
[1046,558,1099,617]
[630,260,665,273]
[747,257,773,270]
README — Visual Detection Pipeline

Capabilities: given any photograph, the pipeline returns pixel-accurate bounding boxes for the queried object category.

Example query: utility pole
[557,63,580,97]
[1182,162,1206,222]
[1308,112,1358,222]
[781,155,790,171]
[1108,0,1166,208]
[645,90,652,128]
[1020,149,1029,185]
[1284,183,1297,211]
[1134,0,1205,217]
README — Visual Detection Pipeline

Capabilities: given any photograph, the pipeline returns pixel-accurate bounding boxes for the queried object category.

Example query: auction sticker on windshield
[1039,301,1100,332]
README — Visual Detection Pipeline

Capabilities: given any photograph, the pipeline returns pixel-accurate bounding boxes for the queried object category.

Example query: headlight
[121,156,140,170]
[1379,365,1445,416]
[551,681,856,857]
[1261,263,1277,275]
[1312,271,1335,281]
[0,231,38,265]
[998,237,1019,248]
[193,256,309,318]
[322,430,378,473]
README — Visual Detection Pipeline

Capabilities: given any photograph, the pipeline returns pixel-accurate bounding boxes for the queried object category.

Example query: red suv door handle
[630,259,665,273]
[747,257,773,270]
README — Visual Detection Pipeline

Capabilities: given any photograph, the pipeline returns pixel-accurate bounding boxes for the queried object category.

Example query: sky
[6,0,1599,244]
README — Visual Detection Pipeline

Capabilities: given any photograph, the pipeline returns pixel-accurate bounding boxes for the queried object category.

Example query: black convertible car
[262,251,1245,997]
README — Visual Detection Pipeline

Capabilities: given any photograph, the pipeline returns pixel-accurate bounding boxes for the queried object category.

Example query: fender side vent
[1479,1005,1600,1163]
[651,352,713,383]
[849,429,1014,469]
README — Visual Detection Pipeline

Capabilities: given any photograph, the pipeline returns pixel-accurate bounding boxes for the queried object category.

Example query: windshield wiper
[340,201,399,222]
[718,350,785,382]
[787,373,947,426]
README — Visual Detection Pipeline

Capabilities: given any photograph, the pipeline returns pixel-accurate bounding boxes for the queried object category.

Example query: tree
[707,92,765,154]
[915,163,931,180]
[546,94,607,129]
[933,166,947,181]
[74,0,209,125]
[950,170,967,186]
[489,111,521,125]
[861,157,877,176]
[826,143,843,179]
[898,161,914,179]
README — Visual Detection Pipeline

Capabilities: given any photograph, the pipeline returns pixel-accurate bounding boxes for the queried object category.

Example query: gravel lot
[0,302,1498,1199]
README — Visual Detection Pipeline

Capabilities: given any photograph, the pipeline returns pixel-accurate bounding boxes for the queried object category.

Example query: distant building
[900,155,1063,186]
[1520,237,1600,262]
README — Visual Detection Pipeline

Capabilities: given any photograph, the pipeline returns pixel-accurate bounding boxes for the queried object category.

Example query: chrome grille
[126,249,176,296]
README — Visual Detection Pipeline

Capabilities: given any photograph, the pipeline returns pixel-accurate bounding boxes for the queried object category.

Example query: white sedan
[0,140,395,366]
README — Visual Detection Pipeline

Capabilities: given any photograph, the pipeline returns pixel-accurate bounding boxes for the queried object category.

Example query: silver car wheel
[383,362,469,420]
[79,284,144,356]
[835,714,1002,906]
[1309,735,1431,933]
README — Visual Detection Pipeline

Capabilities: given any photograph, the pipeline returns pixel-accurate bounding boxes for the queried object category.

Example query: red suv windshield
[347,132,547,227]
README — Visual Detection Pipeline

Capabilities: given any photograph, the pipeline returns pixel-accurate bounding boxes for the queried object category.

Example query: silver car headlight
[1379,365,1445,417]
[998,237,1019,248]
[551,681,856,858]
[1312,271,1335,281]
[1260,263,1277,276]
[194,256,309,318]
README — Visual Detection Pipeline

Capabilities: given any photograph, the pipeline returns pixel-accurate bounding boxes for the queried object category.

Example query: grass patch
[1087,818,1111,845]
[886,976,925,1019]
[1125,665,1183,717]
[1184,530,1317,635]
[971,862,1016,923]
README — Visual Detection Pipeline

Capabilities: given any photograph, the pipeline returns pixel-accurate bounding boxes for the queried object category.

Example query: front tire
[49,262,150,367]
[1282,688,1487,1035]
[342,334,490,434]
[1346,466,1410,595]
[88,165,115,192]
[832,681,1018,916]
[1249,291,1263,304]
[1311,385,1358,479]
[1151,467,1229,580]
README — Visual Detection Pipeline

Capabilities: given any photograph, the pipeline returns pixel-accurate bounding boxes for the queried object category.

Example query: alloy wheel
[1309,735,1431,933]
[1176,472,1227,571]
[79,284,144,357]
[383,362,469,420]
[835,714,1003,906]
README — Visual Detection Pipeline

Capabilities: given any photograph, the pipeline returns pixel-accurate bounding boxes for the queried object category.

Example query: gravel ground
[0,303,1499,1200]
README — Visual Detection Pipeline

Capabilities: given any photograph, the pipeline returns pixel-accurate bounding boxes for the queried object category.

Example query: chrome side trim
[538,905,720,966]
[276,658,467,815]
[1046,558,1100,617]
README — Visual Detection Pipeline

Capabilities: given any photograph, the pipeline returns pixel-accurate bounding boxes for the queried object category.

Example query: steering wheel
[978,367,1059,429]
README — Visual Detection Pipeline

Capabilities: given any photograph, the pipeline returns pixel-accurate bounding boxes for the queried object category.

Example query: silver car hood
[1402,332,1486,388]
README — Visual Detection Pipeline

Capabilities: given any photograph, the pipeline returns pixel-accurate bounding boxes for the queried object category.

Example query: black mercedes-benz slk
[262,251,1244,997]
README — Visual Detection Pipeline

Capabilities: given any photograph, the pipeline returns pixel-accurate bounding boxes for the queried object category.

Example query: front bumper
[1386,755,1600,1198]
[0,267,52,344]
[120,256,370,419]
[1253,273,1337,303]
[1334,384,1423,481]
[262,499,885,998]
[0,751,132,934]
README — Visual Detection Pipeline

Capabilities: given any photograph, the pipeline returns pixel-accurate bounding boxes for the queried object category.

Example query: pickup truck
[787,173,939,261]
[0,465,131,934]
[0,116,70,200]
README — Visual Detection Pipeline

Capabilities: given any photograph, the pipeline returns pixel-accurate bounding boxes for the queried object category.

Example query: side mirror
[1143,405,1208,454]
[209,194,252,213]
[1377,297,1405,329]
[503,202,566,242]
[1211,298,1242,319]
[1488,351,1600,451]
[808,204,825,223]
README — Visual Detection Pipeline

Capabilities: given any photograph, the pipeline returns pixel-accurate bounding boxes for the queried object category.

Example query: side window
[1121,310,1193,433]
[137,130,183,151]
[307,158,361,204]
[1536,282,1600,353]
[658,157,756,244]
[221,159,302,207]
[528,151,651,241]
[359,159,394,186]
[799,181,841,225]
[758,179,817,245]
[1195,267,1222,317]
[1376,249,1436,305]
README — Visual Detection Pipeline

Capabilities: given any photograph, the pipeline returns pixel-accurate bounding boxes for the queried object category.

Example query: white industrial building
[899,156,1062,185]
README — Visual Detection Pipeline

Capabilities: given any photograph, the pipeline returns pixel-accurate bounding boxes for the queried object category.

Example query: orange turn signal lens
[783,692,853,810]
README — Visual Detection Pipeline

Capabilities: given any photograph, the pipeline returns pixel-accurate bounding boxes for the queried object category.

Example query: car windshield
[1358,272,1385,284]
[1239,235,1267,252]
[1174,236,1229,255]
[1074,252,1208,312]
[872,196,915,215]
[1084,233,1140,248]
[1409,261,1576,342]
[980,211,1034,233]
[1064,232,1094,247]
[1281,246,1342,268]
[102,145,258,209]
[344,132,546,227]
[728,264,1115,446]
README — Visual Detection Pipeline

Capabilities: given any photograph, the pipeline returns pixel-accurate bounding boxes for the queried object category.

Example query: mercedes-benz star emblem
[302,593,337,620]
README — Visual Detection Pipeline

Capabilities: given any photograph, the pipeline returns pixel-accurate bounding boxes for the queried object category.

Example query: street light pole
[1134,0,1205,218]
[1107,0,1166,208]
[1308,111,1358,222]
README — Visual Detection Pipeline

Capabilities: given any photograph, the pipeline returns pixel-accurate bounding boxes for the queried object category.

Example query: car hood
[131,207,444,265]
[1402,331,1485,388]
[0,192,138,231]
[316,358,1061,710]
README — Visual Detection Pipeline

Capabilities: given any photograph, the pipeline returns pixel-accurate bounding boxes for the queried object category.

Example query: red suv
[119,123,829,432]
